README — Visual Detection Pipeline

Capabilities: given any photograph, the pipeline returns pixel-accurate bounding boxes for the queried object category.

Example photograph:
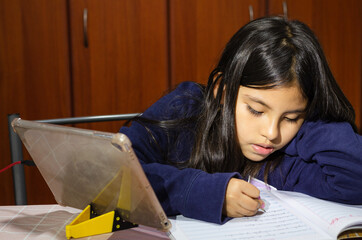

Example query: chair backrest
[7,113,140,205]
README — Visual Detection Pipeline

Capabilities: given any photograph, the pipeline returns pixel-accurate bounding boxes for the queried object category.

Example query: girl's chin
[244,151,270,162]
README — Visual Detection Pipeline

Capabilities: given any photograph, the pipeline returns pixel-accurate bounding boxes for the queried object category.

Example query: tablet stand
[66,203,137,239]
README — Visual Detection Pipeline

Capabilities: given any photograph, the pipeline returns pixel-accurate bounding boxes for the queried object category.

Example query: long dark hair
[138,16,356,179]
[186,16,356,178]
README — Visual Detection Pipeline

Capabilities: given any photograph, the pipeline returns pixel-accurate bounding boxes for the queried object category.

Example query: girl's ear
[213,72,225,104]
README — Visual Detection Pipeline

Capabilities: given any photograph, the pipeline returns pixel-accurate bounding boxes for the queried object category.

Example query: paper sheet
[274,191,362,236]
[169,189,331,240]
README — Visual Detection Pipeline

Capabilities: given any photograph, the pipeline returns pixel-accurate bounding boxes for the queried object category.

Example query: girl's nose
[262,119,280,141]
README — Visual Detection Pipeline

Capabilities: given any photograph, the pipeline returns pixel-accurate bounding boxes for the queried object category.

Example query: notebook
[168,178,362,240]
[11,118,171,232]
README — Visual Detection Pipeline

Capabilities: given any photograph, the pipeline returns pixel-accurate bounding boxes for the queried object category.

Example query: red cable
[0,161,21,173]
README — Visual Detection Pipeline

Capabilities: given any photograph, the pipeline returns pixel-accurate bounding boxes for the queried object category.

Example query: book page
[169,189,331,240]
[274,191,362,237]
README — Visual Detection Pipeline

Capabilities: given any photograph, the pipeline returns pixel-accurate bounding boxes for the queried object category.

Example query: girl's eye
[284,116,299,123]
[247,105,263,116]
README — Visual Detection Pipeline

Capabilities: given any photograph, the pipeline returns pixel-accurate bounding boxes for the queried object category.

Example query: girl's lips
[252,144,274,155]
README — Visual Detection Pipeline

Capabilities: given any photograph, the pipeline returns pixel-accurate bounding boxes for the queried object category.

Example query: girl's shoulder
[284,120,361,156]
[143,81,205,120]
[167,81,205,105]
[173,81,204,93]
[298,120,358,137]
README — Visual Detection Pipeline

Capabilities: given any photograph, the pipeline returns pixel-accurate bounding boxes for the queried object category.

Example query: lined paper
[170,189,330,240]
[274,191,362,236]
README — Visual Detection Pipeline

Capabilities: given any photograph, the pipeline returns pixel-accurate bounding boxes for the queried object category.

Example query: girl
[120,16,362,224]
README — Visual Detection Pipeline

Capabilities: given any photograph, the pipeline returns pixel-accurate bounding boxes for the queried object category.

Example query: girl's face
[235,82,307,161]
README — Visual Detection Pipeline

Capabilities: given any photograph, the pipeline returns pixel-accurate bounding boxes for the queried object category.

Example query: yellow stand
[66,204,137,239]
[66,168,136,239]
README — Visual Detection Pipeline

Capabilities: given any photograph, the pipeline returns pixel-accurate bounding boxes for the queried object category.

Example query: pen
[248,176,266,212]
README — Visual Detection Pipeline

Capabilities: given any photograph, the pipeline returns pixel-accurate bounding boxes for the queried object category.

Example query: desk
[0,205,169,240]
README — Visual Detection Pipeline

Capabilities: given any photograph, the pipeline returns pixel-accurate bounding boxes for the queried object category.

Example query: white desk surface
[0,204,169,240]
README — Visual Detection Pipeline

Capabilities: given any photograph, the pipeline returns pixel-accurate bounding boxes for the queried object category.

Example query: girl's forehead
[238,84,307,111]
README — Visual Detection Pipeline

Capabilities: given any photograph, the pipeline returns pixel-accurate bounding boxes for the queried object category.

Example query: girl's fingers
[227,198,264,217]
[237,191,260,211]
[223,178,264,217]
[239,180,261,199]
[228,204,259,218]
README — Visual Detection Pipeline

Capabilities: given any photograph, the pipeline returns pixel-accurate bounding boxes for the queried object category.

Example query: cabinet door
[268,0,362,131]
[0,0,71,205]
[169,0,266,86]
[69,0,169,132]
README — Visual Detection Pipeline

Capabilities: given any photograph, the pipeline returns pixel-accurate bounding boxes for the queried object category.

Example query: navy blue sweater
[120,82,362,224]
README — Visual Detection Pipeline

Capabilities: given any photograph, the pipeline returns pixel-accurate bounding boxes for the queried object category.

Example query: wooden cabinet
[170,0,266,86]
[268,0,362,130]
[0,0,71,205]
[69,0,169,132]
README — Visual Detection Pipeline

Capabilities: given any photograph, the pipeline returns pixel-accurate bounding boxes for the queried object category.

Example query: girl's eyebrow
[245,94,271,109]
[244,94,306,114]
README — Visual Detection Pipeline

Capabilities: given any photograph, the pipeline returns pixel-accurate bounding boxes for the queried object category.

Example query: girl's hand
[222,178,264,218]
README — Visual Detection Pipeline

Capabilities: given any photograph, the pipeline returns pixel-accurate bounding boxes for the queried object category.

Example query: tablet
[11,118,171,231]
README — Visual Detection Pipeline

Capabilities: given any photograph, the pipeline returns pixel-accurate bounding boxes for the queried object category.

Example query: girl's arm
[121,118,240,224]
[275,120,362,204]
[119,82,239,223]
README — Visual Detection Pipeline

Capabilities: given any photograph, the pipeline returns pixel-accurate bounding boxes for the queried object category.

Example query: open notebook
[169,178,362,240]
[11,118,171,232]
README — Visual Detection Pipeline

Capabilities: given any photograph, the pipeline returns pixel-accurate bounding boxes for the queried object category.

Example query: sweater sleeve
[120,82,239,224]
[279,120,362,204]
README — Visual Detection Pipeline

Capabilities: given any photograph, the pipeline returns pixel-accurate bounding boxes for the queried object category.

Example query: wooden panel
[268,0,362,131]
[0,0,71,204]
[69,0,169,132]
[169,0,266,86]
